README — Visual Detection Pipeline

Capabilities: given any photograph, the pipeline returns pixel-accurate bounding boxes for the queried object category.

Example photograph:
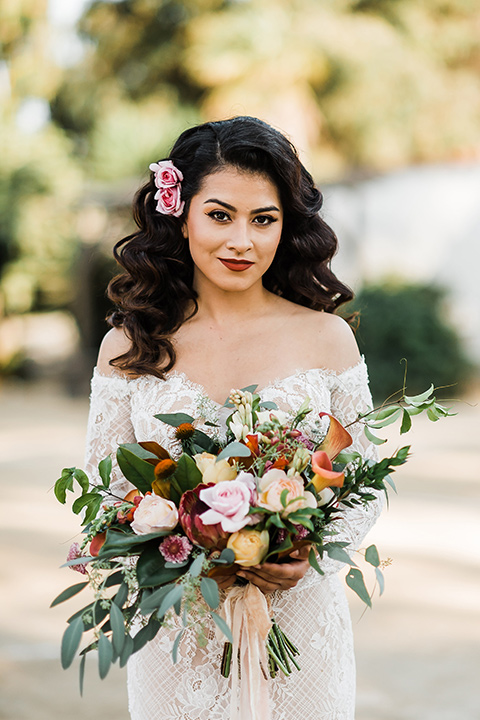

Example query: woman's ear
[181,222,188,240]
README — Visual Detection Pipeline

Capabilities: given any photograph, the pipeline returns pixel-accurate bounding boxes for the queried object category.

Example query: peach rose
[227,528,270,567]
[131,493,178,535]
[194,452,237,484]
[257,469,317,516]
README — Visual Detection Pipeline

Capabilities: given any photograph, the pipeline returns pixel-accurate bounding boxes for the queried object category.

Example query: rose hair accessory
[149,160,185,217]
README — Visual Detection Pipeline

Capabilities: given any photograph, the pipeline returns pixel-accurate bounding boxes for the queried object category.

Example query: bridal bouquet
[52,383,451,692]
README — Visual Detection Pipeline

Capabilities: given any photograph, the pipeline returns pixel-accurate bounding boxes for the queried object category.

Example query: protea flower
[178,483,229,550]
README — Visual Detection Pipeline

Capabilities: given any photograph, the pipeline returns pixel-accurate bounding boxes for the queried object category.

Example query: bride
[85,116,382,719]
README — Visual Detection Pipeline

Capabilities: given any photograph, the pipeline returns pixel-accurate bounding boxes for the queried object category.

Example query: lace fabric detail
[84,358,383,720]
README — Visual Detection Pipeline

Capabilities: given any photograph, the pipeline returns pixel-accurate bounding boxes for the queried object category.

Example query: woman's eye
[253,215,276,226]
[208,210,230,222]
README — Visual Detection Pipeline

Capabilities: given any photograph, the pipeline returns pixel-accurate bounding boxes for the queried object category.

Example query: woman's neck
[193,280,278,328]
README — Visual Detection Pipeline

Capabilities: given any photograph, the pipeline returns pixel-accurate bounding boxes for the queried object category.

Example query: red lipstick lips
[219,258,254,272]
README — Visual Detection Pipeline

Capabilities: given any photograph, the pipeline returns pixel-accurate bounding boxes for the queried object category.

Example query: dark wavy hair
[107,116,353,377]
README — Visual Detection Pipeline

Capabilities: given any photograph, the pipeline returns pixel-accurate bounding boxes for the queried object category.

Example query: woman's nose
[225,220,253,253]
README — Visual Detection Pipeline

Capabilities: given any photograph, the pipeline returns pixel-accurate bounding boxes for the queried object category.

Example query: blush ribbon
[219,584,272,720]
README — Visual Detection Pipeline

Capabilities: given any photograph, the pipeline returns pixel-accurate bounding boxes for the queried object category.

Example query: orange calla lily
[245,434,260,456]
[310,450,345,493]
[317,413,352,460]
[124,489,143,504]
[271,456,289,470]
[90,531,106,557]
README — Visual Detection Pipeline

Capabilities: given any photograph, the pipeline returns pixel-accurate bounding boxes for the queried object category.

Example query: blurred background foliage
[347,284,472,402]
[1,0,479,392]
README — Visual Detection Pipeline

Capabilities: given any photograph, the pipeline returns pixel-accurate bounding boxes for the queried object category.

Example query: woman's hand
[235,545,312,593]
[209,565,239,591]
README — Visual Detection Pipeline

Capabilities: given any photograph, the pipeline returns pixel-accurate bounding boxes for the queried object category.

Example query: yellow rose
[227,528,269,567]
[194,452,237,484]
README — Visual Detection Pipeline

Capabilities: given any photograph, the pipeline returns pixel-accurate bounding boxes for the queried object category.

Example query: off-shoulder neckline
[93,357,366,406]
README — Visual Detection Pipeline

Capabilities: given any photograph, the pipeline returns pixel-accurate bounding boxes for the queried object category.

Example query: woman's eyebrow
[203,199,280,213]
[204,199,236,211]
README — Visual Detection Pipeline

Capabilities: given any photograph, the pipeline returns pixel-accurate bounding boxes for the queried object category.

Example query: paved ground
[0,378,479,720]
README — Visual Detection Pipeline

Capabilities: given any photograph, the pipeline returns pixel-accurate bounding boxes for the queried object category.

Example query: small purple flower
[67,542,88,574]
[159,535,193,563]
[276,524,310,546]
[297,432,314,451]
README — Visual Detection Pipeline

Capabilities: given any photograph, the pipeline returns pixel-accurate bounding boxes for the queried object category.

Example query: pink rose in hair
[154,186,185,217]
[149,160,183,188]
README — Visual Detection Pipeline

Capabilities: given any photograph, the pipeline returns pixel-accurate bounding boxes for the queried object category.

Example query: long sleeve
[317,360,385,575]
[84,369,137,500]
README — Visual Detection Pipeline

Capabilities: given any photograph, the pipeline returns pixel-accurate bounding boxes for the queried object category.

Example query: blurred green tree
[51,0,480,181]
[0,0,83,315]
[348,284,472,402]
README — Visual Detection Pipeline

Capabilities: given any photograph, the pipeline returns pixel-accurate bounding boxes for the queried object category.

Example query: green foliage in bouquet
[52,380,453,691]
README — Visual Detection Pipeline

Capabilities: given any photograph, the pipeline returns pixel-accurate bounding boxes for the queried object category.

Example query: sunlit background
[1,1,479,718]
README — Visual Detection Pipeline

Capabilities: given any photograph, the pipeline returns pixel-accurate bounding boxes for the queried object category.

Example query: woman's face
[182,166,283,294]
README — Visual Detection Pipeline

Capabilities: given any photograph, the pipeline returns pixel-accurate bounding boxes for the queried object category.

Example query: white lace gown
[84,359,382,720]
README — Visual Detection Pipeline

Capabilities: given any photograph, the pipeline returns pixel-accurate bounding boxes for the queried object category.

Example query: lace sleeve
[84,369,137,500]
[319,359,385,575]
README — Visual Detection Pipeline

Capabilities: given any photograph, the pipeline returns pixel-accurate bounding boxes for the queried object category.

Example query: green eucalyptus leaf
[345,568,372,607]
[214,548,235,565]
[109,602,126,655]
[375,567,385,595]
[61,616,84,669]
[189,552,205,578]
[210,611,233,643]
[308,547,325,575]
[98,456,112,488]
[365,544,380,567]
[79,653,86,696]
[259,401,278,410]
[51,581,89,608]
[216,442,251,461]
[61,556,94,569]
[156,585,184,619]
[119,634,134,668]
[324,543,357,567]
[200,577,220,610]
[154,412,195,427]
[132,616,162,653]
[103,570,124,588]
[172,629,184,664]
[140,584,175,615]
[98,632,113,679]
[113,581,129,608]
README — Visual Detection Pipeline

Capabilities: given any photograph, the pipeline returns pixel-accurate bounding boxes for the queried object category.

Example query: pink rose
[199,474,254,532]
[154,186,184,217]
[149,160,183,188]
[257,468,317,516]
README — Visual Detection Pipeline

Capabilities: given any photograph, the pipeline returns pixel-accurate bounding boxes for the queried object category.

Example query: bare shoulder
[293,308,361,372]
[96,327,132,376]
